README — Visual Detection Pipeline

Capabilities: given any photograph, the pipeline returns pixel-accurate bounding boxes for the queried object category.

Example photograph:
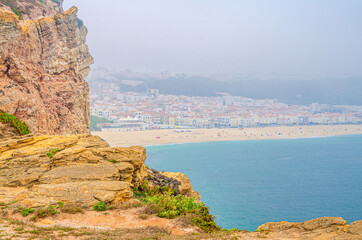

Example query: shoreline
[92,124,362,147]
[143,133,362,147]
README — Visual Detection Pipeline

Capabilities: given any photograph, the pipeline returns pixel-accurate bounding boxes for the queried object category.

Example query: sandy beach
[92,124,362,147]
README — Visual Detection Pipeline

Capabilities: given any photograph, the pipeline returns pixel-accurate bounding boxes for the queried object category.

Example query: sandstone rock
[39,164,121,184]
[0,134,147,208]
[258,217,348,233]
[115,162,135,183]
[19,181,131,208]
[257,221,300,231]
[301,217,347,231]
[0,123,18,138]
[349,220,362,235]
[162,172,201,201]
[0,2,93,135]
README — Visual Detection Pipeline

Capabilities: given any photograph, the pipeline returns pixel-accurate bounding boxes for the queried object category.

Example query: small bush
[47,205,58,215]
[34,208,47,218]
[108,159,116,163]
[61,205,84,214]
[120,199,143,210]
[133,180,177,199]
[0,110,30,135]
[11,8,22,20]
[33,204,60,219]
[47,148,60,158]
[57,201,64,209]
[134,181,220,233]
[20,208,34,217]
[94,201,107,211]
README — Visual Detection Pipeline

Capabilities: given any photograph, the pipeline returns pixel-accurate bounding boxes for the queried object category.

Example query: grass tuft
[0,110,30,135]
[46,148,60,158]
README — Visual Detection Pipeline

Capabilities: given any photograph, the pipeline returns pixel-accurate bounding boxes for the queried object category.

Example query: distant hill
[88,70,362,105]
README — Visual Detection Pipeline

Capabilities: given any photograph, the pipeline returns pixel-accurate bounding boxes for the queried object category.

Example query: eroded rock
[0,134,147,209]
[0,2,93,135]
[162,172,201,201]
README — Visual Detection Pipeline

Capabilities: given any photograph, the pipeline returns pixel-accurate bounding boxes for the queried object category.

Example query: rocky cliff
[0,0,93,135]
[0,133,148,208]
[0,133,361,239]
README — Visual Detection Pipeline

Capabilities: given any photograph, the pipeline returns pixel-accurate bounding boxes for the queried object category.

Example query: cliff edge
[0,0,93,135]
[0,134,146,208]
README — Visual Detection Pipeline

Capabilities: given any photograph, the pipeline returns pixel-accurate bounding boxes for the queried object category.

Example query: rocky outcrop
[253,217,362,240]
[0,2,93,135]
[0,134,147,208]
[145,168,182,194]
[162,172,201,201]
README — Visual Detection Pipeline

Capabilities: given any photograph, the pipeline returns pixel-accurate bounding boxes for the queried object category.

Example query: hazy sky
[63,0,362,79]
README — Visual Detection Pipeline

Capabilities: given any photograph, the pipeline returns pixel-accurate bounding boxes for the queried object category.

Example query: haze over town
[63,0,362,131]
[64,0,362,79]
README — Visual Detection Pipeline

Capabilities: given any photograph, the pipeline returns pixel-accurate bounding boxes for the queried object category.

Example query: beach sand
[92,124,362,147]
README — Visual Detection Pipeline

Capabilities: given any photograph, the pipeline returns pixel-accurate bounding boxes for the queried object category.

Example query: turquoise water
[145,135,362,231]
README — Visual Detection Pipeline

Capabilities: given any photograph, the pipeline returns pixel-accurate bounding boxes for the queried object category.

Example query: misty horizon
[64,0,362,80]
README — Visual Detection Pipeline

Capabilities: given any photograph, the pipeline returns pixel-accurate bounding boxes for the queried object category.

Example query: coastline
[92,124,362,147]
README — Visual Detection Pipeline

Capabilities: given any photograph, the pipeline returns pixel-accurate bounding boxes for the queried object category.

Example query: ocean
[145,134,362,231]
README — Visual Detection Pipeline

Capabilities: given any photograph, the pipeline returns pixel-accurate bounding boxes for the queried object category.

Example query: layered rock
[0,134,147,208]
[254,217,362,240]
[0,2,93,135]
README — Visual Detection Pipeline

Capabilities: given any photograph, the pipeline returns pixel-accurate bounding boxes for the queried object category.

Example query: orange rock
[0,3,93,135]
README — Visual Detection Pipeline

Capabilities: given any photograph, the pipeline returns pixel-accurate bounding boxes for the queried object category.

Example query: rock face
[162,172,201,201]
[0,1,93,135]
[254,217,362,240]
[0,122,18,138]
[0,134,147,208]
[0,0,64,20]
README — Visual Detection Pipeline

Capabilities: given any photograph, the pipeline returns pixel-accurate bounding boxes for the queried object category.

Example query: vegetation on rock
[134,180,220,233]
[0,110,30,135]
[11,7,22,19]
[93,201,107,211]
[20,207,35,217]
[46,148,60,158]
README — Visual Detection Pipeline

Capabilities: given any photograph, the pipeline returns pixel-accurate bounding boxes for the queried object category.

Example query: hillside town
[89,85,362,132]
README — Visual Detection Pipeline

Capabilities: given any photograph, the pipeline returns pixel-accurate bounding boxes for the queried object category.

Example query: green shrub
[47,148,60,158]
[47,205,58,215]
[11,7,22,20]
[94,201,107,211]
[57,201,64,209]
[108,159,116,163]
[0,110,30,135]
[20,208,35,217]
[134,181,220,233]
[133,180,177,199]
